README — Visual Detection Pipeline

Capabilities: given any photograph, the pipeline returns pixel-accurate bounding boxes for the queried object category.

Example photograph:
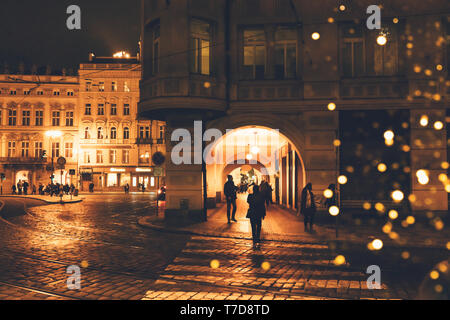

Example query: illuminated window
[112,81,118,91]
[123,127,130,139]
[21,142,29,157]
[52,142,60,158]
[22,110,30,126]
[98,104,105,115]
[85,104,91,115]
[99,82,105,92]
[274,26,297,79]
[84,152,91,164]
[65,142,73,158]
[96,150,103,164]
[110,127,117,139]
[34,142,43,158]
[123,104,130,115]
[159,125,164,139]
[151,177,155,187]
[52,111,60,126]
[190,19,211,75]
[86,81,92,91]
[122,150,130,164]
[35,110,43,126]
[124,81,130,92]
[8,109,17,126]
[8,141,16,157]
[107,173,118,187]
[242,29,266,80]
[65,111,73,126]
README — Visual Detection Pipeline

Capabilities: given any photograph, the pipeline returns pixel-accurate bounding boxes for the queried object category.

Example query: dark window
[341,24,365,77]
[85,104,91,115]
[124,104,130,115]
[111,104,117,115]
[190,19,211,75]
[242,29,265,80]
[274,26,297,79]
[22,110,30,126]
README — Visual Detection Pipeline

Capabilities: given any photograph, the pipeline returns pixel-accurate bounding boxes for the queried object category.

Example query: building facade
[139,0,449,215]
[0,55,166,193]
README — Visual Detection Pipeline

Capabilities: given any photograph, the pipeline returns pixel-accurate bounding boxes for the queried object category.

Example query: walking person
[246,185,266,250]
[11,184,16,195]
[224,175,238,224]
[300,183,317,233]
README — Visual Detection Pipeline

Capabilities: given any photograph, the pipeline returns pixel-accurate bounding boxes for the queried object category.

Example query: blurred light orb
[328,17,335,23]
[384,130,394,140]
[329,206,340,216]
[363,202,371,210]
[434,121,444,130]
[203,81,211,88]
[375,203,385,212]
[312,32,320,40]
[333,139,341,147]
[210,259,220,269]
[250,146,260,154]
[436,64,443,71]
[327,102,336,111]
[419,115,429,127]
[372,239,383,250]
[377,163,387,172]
[377,35,387,46]
[406,216,415,225]
[430,270,439,280]
[323,189,333,198]
[246,153,253,160]
[393,17,399,24]
[338,175,348,184]
[391,190,404,202]
[334,255,346,265]
[261,261,271,271]
[339,4,346,11]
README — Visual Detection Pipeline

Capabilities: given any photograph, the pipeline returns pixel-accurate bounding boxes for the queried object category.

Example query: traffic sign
[57,157,67,166]
[152,152,165,166]
[154,167,164,177]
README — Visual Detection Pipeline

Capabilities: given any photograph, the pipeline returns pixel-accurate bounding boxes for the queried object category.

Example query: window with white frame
[96,150,103,164]
[123,127,130,139]
[123,104,130,115]
[65,111,74,126]
[34,142,43,158]
[8,109,17,126]
[35,110,43,126]
[65,142,73,158]
[8,141,16,157]
[110,127,117,139]
[52,111,60,126]
[109,150,117,164]
[111,103,117,115]
[122,150,130,164]
[21,142,30,157]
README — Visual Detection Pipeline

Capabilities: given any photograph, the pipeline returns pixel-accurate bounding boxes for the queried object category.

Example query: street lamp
[45,130,62,183]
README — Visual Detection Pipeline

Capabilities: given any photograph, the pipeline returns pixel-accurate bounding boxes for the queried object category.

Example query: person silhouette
[224,175,238,223]
[247,185,266,249]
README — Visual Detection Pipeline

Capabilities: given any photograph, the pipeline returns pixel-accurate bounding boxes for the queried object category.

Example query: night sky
[0,0,140,73]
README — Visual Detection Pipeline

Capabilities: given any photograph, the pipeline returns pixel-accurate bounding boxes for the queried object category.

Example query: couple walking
[224,175,266,249]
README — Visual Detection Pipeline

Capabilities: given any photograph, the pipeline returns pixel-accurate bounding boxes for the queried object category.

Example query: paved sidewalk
[139,195,449,248]
[0,194,83,204]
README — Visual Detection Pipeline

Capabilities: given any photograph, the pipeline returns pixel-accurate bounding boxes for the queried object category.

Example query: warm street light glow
[327,102,336,111]
[371,239,383,250]
[250,146,260,154]
[377,163,387,172]
[434,121,444,130]
[312,32,320,40]
[246,153,253,160]
[329,206,340,216]
[389,210,399,220]
[416,169,429,185]
[391,190,404,202]
[384,130,394,140]
[338,175,347,184]
[339,4,346,11]
[210,259,220,269]
[377,34,387,46]
[45,130,62,138]
[113,51,131,59]
[420,115,429,126]
[323,189,333,198]
[334,255,346,265]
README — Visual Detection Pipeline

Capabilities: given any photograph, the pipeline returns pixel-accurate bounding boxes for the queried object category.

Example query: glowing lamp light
[389,210,399,220]
[416,169,429,185]
[329,206,340,216]
[339,4,346,11]
[45,130,63,138]
[377,163,387,173]
[393,18,399,24]
[384,130,394,141]
[210,259,220,269]
[419,115,429,127]
[372,239,383,250]
[312,32,320,40]
[203,81,211,88]
[338,175,348,185]
[434,121,444,130]
[261,261,271,271]
[334,255,346,266]
[377,34,387,46]
[327,102,336,111]
[250,146,260,154]
[323,189,333,199]
[113,51,131,59]
[391,190,404,202]
[246,154,253,160]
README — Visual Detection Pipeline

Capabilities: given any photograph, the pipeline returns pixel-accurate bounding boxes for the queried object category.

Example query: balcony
[136,138,153,145]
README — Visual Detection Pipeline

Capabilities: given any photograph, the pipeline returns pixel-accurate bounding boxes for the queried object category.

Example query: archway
[16,170,30,185]
[205,123,307,211]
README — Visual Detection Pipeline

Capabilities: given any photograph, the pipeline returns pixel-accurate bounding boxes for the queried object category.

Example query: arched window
[110,127,117,139]
[97,127,104,139]
[84,127,90,139]
[123,127,130,140]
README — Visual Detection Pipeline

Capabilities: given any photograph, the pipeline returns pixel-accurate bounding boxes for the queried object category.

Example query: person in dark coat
[247,185,266,249]
[11,185,17,195]
[300,183,317,232]
[224,175,238,223]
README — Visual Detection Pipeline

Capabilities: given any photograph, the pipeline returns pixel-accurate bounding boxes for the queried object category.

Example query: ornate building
[139,0,449,216]
[0,54,166,193]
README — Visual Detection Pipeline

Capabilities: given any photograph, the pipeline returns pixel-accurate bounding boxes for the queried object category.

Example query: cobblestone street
[0,194,436,300]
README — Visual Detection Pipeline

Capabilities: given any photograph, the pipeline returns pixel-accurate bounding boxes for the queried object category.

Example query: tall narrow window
[109,150,117,164]
[122,150,130,164]
[369,24,398,76]
[84,127,91,139]
[34,142,43,158]
[22,110,30,126]
[52,111,60,126]
[84,152,91,164]
[124,81,130,92]
[153,24,160,75]
[110,127,117,140]
[190,19,211,75]
[123,127,130,139]
[96,150,103,164]
[8,141,16,157]
[242,29,266,79]
[98,104,105,116]
[97,127,104,139]
[111,103,117,115]
[274,27,297,79]
[65,111,74,126]
[86,81,92,91]
[341,24,365,77]
[112,81,118,91]
[52,142,60,158]
[8,109,17,126]
[123,104,130,116]
[65,142,73,158]
[159,125,164,140]
[99,82,105,92]
[35,110,43,126]
[85,104,91,115]
[21,142,29,157]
